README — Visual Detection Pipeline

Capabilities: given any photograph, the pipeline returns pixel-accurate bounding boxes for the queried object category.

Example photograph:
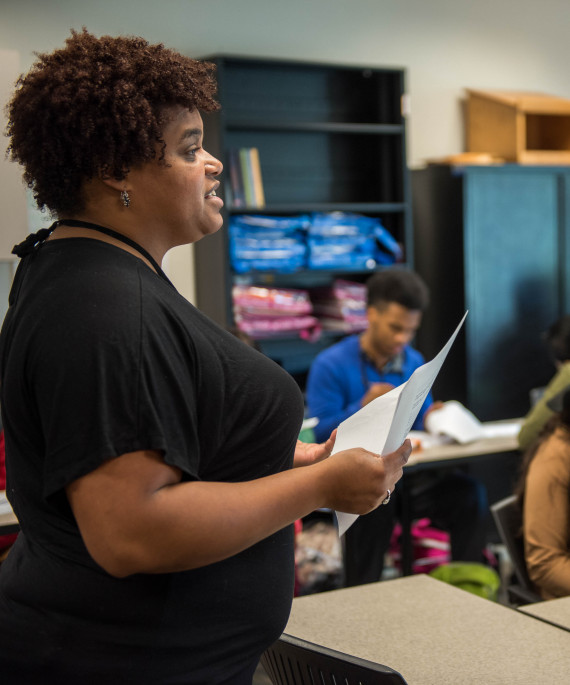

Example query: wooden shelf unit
[467,89,570,165]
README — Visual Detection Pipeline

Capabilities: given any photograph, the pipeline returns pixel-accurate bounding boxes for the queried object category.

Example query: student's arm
[66,440,411,578]
[524,439,570,597]
[306,355,362,442]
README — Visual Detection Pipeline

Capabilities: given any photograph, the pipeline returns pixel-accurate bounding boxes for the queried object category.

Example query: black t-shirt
[0,238,304,684]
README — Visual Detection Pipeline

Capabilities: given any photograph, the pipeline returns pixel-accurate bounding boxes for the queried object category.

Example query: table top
[518,596,570,631]
[406,419,522,469]
[285,574,570,684]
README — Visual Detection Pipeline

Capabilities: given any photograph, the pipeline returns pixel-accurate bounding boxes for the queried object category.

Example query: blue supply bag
[307,234,377,270]
[307,212,401,269]
[229,215,310,273]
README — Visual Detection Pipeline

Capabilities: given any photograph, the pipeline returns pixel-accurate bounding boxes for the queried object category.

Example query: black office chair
[490,495,542,606]
[260,633,408,685]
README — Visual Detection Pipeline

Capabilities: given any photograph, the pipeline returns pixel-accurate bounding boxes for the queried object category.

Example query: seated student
[515,387,570,599]
[518,315,570,452]
[306,268,488,586]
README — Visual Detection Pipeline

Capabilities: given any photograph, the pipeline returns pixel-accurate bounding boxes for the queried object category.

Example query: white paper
[425,400,484,444]
[480,421,522,439]
[0,492,12,516]
[301,417,319,431]
[334,311,468,536]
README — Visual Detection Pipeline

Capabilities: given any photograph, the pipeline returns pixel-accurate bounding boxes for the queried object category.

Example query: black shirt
[0,238,304,684]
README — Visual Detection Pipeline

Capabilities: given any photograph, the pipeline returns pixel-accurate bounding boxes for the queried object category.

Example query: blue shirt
[306,334,432,442]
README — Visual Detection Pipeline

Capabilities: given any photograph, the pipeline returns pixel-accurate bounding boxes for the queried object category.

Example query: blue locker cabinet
[412,164,570,421]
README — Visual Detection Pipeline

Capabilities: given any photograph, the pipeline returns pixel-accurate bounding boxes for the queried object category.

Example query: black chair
[260,633,408,685]
[490,495,542,605]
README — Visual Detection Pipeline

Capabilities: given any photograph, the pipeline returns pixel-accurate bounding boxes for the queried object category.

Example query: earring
[120,190,130,208]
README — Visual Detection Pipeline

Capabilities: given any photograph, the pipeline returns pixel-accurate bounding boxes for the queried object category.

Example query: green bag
[429,562,501,601]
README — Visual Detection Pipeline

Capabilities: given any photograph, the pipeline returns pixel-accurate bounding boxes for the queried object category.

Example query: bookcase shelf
[194,55,413,382]
[227,203,407,214]
[226,121,405,134]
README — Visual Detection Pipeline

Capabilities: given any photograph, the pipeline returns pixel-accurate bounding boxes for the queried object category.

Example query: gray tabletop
[519,596,570,631]
[285,574,570,684]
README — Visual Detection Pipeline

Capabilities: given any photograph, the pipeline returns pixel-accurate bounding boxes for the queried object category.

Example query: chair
[490,495,542,605]
[260,633,408,685]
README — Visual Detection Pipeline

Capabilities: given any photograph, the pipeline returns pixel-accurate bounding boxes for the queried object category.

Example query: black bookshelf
[194,55,413,376]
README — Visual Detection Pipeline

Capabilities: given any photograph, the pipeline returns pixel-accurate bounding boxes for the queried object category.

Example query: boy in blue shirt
[306,268,488,585]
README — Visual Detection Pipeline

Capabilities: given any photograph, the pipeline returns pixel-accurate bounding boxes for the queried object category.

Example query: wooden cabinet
[413,164,570,420]
[194,55,413,379]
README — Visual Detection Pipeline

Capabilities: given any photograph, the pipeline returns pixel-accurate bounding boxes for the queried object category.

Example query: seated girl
[516,387,570,599]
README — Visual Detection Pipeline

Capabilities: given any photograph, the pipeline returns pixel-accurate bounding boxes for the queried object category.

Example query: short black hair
[366,268,429,311]
[544,315,570,363]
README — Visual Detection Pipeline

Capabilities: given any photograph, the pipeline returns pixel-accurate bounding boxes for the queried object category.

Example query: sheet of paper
[480,421,522,439]
[334,311,468,536]
[425,400,484,444]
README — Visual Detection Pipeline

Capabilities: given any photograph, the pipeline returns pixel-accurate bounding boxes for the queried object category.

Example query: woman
[515,387,570,600]
[0,29,410,683]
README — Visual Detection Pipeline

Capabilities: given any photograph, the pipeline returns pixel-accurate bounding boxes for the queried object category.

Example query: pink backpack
[389,518,450,574]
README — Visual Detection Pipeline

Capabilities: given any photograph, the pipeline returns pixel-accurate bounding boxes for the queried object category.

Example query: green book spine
[239,148,255,207]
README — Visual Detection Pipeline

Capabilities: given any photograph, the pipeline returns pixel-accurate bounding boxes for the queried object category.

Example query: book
[248,147,265,208]
[228,148,245,208]
[239,147,256,207]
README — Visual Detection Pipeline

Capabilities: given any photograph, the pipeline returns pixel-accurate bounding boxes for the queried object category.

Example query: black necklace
[12,219,175,289]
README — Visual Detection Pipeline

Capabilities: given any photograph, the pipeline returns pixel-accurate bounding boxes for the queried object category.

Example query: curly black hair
[5,28,220,215]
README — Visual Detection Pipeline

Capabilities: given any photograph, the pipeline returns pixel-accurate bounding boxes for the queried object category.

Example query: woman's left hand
[293,430,337,468]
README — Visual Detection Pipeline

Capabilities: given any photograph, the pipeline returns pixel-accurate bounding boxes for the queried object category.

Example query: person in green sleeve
[518,315,570,451]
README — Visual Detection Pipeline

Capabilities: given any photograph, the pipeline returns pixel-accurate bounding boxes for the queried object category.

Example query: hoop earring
[120,190,130,208]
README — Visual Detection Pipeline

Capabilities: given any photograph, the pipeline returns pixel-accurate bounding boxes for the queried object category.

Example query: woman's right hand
[315,439,411,515]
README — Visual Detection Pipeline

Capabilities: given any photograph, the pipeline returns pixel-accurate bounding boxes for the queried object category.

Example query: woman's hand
[293,430,337,467]
[315,439,411,515]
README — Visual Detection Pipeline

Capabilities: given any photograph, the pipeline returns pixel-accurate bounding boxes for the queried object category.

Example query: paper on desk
[425,400,484,444]
[480,421,522,439]
[334,311,468,536]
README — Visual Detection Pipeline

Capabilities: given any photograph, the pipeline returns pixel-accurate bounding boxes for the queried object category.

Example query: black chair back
[260,633,408,685]
[490,495,541,604]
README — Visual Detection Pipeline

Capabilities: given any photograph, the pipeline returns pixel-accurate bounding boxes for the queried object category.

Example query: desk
[518,596,570,632]
[285,574,570,684]
[399,420,522,575]
[406,419,522,471]
[0,490,19,535]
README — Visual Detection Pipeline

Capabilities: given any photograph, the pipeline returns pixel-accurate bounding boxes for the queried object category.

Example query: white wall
[1,0,569,296]
[0,50,28,258]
